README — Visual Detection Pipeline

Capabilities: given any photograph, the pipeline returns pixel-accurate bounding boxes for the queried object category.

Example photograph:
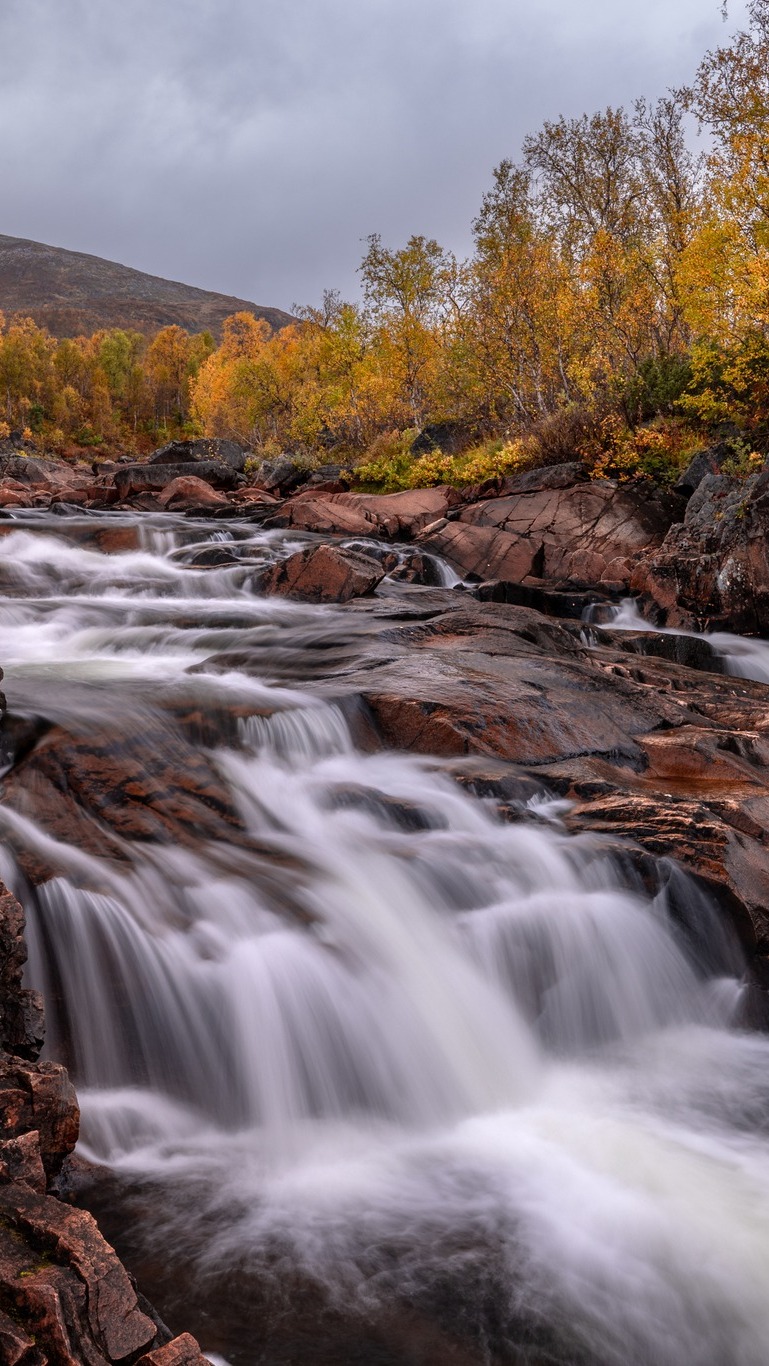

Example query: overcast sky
[0,0,748,313]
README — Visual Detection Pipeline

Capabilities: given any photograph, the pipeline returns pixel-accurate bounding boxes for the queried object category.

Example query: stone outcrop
[418,468,678,589]
[631,467,769,633]
[254,543,385,603]
[0,873,214,1363]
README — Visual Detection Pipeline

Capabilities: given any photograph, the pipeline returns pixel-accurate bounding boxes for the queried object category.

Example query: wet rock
[474,579,619,621]
[0,879,45,1060]
[187,545,240,567]
[0,1055,79,1181]
[387,552,445,586]
[594,628,724,674]
[0,719,249,871]
[157,477,229,511]
[254,544,385,603]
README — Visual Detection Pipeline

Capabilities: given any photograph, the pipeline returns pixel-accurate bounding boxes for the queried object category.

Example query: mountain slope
[0,233,294,338]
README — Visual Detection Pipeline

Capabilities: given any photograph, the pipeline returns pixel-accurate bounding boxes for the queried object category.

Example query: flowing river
[1,510,769,1364]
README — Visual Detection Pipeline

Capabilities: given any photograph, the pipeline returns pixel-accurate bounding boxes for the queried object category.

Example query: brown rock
[255,544,385,603]
[0,1307,37,1364]
[0,720,249,870]
[158,476,229,510]
[271,485,459,540]
[331,486,459,538]
[420,479,676,588]
[0,490,32,508]
[137,1332,211,1366]
[0,1057,79,1182]
[268,496,375,537]
[0,1181,157,1363]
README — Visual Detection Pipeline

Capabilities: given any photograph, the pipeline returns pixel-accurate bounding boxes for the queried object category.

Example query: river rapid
[1,510,769,1364]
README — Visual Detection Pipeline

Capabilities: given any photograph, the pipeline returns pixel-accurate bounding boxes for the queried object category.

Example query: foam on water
[591,597,769,683]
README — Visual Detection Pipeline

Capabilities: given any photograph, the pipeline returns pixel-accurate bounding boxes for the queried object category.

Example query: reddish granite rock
[271,485,459,540]
[0,490,32,508]
[267,496,375,537]
[255,543,385,603]
[0,1182,157,1363]
[0,720,249,869]
[137,1333,212,1366]
[158,476,229,510]
[0,1057,79,1182]
[331,487,459,538]
[419,476,676,588]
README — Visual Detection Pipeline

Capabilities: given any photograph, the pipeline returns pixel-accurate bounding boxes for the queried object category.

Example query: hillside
[0,233,294,338]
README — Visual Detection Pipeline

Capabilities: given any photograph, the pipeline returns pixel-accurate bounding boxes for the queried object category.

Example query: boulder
[114,461,238,500]
[157,476,229,510]
[631,466,769,632]
[255,544,385,603]
[674,442,730,498]
[253,456,307,494]
[264,495,373,536]
[593,628,724,674]
[148,437,247,473]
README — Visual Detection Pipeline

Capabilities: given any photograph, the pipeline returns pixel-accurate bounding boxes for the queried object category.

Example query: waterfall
[1,511,769,1365]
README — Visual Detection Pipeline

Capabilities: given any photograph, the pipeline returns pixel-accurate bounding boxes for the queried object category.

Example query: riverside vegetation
[3,2,769,494]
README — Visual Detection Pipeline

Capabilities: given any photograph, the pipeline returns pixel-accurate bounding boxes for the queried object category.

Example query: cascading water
[1,512,768,1364]
[586,596,769,684]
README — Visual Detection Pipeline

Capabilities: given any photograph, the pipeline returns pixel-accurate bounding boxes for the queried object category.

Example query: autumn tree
[359,234,458,429]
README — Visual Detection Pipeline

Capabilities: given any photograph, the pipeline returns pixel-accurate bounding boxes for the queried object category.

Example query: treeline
[3,1,769,487]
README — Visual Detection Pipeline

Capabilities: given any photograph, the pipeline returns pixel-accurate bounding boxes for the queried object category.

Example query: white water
[1,513,768,1363]
[590,597,769,684]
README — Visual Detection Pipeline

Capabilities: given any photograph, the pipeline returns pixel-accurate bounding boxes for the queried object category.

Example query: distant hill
[0,234,295,339]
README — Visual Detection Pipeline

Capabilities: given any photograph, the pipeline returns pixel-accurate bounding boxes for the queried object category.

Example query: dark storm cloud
[0,0,748,311]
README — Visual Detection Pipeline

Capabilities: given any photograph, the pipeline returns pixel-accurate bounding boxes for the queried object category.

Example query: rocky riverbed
[3,441,769,1362]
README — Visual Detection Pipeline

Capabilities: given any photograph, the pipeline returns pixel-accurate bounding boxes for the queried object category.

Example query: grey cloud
[0,0,749,312]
